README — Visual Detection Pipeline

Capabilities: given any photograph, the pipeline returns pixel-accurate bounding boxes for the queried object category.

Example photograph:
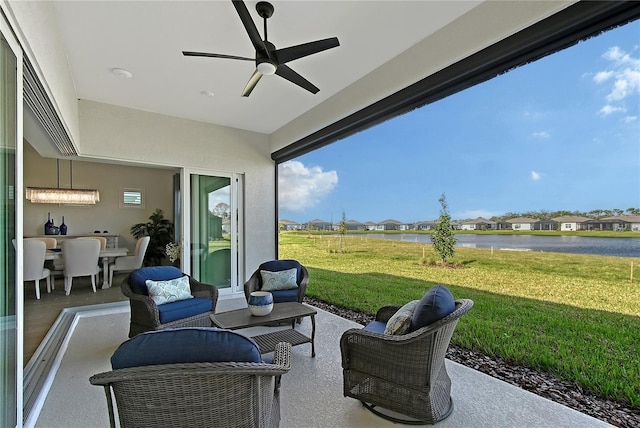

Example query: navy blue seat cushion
[129,266,183,295]
[259,259,303,284]
[410,285,455,331]
[111,327,262,369]
[362,321,387,334]
[271,288,299,303]
[157,297,212,324]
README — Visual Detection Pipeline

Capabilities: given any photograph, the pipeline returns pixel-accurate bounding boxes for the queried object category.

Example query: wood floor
[23,273,130,365]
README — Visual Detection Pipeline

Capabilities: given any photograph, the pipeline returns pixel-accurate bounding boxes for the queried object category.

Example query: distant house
[364,221,380,231]
[279,219,301,231]
[345,219,365,231]
[495,221,512,230]
[534,219,558,231]
[458,218,497,230]
[306,219,332,231]
[505,217,538,231]
[552,216,592,231]
[587,215,640,231]
[415,221,437,230]
[377,219,407,231]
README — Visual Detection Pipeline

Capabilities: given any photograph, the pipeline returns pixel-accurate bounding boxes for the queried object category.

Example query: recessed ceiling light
[200,90,215,97]
[111,68,133,78]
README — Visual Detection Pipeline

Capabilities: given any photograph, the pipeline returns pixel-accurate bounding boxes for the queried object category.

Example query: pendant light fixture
[26,159,100,205]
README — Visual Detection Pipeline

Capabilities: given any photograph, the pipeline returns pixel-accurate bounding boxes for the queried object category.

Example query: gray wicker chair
[244,259,309,304]
[90,341,292,428]
[340,299,474,424]
[122,267,219,337]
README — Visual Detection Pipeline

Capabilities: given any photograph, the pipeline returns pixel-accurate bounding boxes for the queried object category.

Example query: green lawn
[279,232,640,407]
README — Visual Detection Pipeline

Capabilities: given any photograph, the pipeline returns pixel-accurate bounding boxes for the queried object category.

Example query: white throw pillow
[260,268,298,291]
[384,300,420,335]
[146,275,193,305]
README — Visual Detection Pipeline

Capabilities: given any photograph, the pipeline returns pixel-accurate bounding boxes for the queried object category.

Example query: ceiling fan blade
[232,0,268,55]
[275,64,319,94]
[274,37,340,64]
[182,51,254,61]
[242,69,263,97]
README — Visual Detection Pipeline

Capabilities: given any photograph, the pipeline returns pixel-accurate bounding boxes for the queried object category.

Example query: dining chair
[26,237,62,287]
[23,239,52,299]
[80,236,107,249]
[108,236,150,288]
[25,237,57,249]
[78,237,107,283]
[61,238,101,295]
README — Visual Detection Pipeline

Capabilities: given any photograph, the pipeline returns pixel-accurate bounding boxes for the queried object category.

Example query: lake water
[363,234,640,258]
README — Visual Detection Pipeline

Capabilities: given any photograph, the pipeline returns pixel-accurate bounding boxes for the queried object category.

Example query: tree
[212,202,230,218]
[431,193,456,264]
[626,208,640,216]
[338,211,348,250]
[130,208,174,266]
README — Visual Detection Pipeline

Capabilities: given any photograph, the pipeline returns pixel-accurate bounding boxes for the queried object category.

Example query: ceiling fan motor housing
[183,0,339,96]
[256,2,274,19]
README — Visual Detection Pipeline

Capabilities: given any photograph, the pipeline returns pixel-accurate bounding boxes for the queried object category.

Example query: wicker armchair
[244,259,309,304]
[90,337,291,428]
[340,299,474,424]
[122,266,218,337]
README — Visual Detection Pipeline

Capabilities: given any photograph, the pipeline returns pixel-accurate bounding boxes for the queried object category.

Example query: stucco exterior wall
[77,100,275,280]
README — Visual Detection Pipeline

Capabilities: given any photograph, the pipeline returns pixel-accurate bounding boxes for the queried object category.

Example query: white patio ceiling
[49,1,573,146]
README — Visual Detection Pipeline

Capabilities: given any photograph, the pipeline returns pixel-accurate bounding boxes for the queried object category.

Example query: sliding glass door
[1,21,22,427]
[189,173,243,294]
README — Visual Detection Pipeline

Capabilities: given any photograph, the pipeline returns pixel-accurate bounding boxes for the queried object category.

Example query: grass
[279,232,640,407]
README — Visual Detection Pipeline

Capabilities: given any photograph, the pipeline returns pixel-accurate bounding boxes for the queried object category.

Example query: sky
[278,20,640,224]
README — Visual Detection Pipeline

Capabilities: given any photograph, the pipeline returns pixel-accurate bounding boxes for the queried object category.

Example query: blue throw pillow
[410,285,455,331]
[129,266,183,295]
[111,327,262,369]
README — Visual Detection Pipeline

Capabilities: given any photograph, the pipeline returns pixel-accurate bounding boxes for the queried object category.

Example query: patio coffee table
[210,302,317,357]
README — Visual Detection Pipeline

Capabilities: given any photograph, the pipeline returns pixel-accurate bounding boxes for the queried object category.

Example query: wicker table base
[210,302,317,357]
[252,328,314,356]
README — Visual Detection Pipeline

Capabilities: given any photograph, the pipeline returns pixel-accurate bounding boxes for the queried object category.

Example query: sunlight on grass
[280,232,640,406]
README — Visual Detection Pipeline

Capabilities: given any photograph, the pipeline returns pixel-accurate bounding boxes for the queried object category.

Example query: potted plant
[130,208,174,266]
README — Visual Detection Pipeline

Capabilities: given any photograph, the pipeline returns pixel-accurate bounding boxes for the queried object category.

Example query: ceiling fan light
[257,62,277,76]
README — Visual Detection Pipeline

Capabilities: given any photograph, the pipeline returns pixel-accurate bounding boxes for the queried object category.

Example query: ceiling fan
[183,0,340,97]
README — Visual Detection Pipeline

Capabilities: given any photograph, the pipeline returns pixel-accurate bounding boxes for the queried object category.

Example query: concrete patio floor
[32,297,612,428]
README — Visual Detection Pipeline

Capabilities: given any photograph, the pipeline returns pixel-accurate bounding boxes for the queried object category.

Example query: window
[121,188,144,208]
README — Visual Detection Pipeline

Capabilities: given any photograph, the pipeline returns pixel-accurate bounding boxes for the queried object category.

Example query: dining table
[45,247,129,289]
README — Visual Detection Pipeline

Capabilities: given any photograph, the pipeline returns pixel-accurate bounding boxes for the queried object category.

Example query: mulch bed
[305,297,640,428]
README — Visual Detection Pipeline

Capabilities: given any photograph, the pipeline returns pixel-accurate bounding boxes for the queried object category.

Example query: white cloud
[598,104,626,117]
[531,171,541,181]
[607,68,640,101]
[622,115,638,123]
[278,161,338,212]
[603,46,639,67]
[594,46,640,114]
[593,70,614,83]
[531,131,550,139]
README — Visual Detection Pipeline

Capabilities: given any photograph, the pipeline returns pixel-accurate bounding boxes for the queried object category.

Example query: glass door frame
[180,168,244,296]
[0,11,24,427]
